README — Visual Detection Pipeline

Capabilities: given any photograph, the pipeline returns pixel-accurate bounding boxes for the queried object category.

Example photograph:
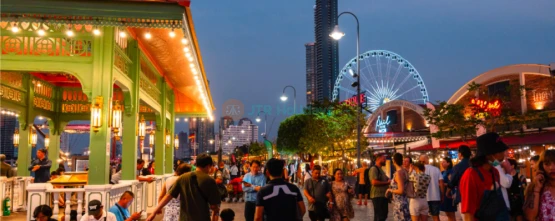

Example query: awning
[410,131,555,151]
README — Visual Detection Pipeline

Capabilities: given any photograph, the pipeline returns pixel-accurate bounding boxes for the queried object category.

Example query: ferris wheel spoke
[393,73,412,96]
[385,57,392,85]
[393,85,420,100]
[376,56,382,82]
[389,63,403,90]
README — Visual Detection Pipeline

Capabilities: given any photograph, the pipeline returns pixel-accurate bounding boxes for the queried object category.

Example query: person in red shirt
[459,132,512,221]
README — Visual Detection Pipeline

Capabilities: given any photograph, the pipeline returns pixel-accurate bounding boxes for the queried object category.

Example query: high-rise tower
[305,42,317,104]
[314,0,339,102]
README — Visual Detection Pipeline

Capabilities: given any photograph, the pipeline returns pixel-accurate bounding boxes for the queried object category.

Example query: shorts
[356,184,369,195]
[409,198,429,216]
[308,210,328,221]
[428,201,441,216]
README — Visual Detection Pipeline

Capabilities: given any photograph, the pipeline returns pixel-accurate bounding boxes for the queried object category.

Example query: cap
[87,200,103,216]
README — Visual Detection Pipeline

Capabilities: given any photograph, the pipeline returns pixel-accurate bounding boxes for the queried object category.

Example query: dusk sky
[178,0,555,139]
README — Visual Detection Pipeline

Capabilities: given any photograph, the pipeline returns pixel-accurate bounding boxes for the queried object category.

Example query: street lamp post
[330,11,362,167]
[281,85,296,115]
[255,111,268,138]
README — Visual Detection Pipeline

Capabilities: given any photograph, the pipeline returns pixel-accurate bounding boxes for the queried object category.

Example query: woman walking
[157,163,192,221]
[440,157,456,221]
[329,168,355,221]
[523,149,555,221]
[386,153,411,221]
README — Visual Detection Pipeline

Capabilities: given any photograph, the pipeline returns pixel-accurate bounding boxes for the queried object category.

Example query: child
[220,208,235,221]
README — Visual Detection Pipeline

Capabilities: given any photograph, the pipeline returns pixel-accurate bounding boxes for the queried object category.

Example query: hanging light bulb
[138,115,146,140]
[174,135,179,149]
[37,28,46,36]
[169,29,176,38]
[181,38,188,44]
[165,130,171,146]
[144,30,152,39]
[111,100,122,137]
[119,30,127,38]
[11,22,19,33]
[93,27,101,36]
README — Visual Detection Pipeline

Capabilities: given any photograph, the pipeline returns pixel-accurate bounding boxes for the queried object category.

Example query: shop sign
[375,115,390,133]
[341,93,366,107]
[531,89,554,110]
[471,98,501,116]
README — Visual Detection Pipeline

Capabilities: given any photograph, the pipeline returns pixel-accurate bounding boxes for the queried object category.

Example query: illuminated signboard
[375,115,390,133]
[471,98,501,116]
[341,93,366,107]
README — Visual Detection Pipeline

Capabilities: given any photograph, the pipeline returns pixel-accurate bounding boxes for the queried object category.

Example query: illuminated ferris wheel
[332,50,429,112]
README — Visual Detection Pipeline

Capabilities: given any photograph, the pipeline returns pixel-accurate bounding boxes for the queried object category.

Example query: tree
[248,142,267,157]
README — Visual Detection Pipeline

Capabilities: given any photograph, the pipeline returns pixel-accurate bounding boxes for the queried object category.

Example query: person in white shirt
[495,155,516,210]
[419,155,444,221]
[80,200,117,221]
[230,163,240,180]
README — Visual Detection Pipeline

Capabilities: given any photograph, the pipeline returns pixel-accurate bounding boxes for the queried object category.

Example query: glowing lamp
[144,31,152,39]
[11,23,19,33]
[91,96,103,132]
[256,117,261,123]
[280,95,288,101]
[37,29,46,36]
[119,31,127,38]
[149,131,155,147]
[174,135,179,149]
[329,25,345,40]
[169,29,176,38]
[44,135,50,149]
[93,28,101,36]
[31,128,37,147]
[138,115,146,140]
[111,100,123,134]
[165,130,171,146]
[13,129,19,147]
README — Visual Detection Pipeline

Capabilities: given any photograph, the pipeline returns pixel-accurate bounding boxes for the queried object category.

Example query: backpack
[473,168,509,220]
[368,165,382,195]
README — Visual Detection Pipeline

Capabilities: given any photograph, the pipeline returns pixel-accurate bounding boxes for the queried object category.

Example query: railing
[49,187,85,221]
[0,176,31,216]
[0,176,14,217]
[139,72,161,103]
[109,183,133,207]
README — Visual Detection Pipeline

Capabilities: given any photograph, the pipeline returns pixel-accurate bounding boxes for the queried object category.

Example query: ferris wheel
[332,50,429,112]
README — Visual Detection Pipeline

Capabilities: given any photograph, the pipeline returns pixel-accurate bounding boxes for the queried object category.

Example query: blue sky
[183,0,555,140]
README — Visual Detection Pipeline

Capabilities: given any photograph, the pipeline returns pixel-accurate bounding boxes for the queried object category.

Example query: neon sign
[471,98,501,116]
[375,116,390,133]
[341,94,366,107]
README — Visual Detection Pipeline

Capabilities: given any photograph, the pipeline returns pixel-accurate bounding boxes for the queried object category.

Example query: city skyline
[190,0,555,140]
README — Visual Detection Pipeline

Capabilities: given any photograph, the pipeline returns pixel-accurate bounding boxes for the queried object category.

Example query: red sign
[471,98,501,116]
[341,94,366,106]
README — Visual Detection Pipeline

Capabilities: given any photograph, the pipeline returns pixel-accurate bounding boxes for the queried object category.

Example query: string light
[169,29,176,38]
[184,47,190,53]
[66,26,74,37]
[181,38,188,44]
[37,28,46,36]
[93,27,101,36]
[11,22,19,33]
[145,30,152,39]
[119,30,127,38]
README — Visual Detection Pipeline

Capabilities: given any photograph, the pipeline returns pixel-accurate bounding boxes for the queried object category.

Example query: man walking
[369,153,390,221]
[303,165,330,221]
[28,149,51,183]
[147,153,221,221]
[242,160,266,221]
[353,162,369,206]
[255,159,305,221]
[108,191,141,221]
[419,155,444,221]
[449,145,471,207]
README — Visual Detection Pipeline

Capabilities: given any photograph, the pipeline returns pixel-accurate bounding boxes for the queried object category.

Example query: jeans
[245,201,256,221]
[371,197,388,221]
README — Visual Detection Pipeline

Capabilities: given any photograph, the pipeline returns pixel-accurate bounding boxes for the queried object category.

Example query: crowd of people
[16,131,555,221]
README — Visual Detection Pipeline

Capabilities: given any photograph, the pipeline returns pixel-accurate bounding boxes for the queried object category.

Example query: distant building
[314,0,339,102]
[175,131,190,159]
[306,42,317,104]
[220,116,235,132]
[189,117,215,155]
[221,118,258,154]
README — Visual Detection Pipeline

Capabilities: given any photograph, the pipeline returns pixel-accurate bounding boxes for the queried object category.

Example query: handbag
[310,179,330,218]
[473,168,510,220]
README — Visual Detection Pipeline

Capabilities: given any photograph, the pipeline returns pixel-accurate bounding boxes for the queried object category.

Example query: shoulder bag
[473,168,510,221]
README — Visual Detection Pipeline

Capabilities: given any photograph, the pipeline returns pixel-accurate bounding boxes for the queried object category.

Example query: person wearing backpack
[459,132,512,221]
[408,162,431,221]
[369,153,391,221]
[352,162,369,206]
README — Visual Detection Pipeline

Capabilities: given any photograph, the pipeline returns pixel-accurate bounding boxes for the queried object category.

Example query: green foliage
[277,101,368,157]
[248,142,267,157]
[424,101,480,140]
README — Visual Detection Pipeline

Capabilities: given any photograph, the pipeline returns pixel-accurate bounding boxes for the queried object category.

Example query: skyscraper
[221,118,258,154]
[305,42,317,104]
[188,117,215,154]
[313,0,339,102]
